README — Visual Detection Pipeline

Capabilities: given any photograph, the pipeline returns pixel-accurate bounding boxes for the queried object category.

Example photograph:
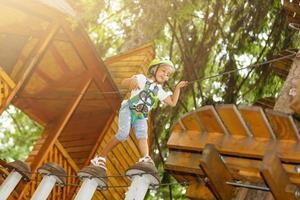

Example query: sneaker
[138,155,154,165]
[90,155,107,170]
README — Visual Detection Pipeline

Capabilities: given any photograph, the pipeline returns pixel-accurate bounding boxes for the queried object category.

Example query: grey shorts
[115,104,148,141]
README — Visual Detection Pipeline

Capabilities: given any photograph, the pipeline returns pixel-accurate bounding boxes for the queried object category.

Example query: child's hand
[129,78,139,90]
[175,81,189,89]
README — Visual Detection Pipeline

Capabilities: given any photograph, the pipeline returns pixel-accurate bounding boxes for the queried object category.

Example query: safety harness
[124,80,159,124]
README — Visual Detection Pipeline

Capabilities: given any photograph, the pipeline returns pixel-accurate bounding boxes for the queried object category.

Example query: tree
[0,106,43,162]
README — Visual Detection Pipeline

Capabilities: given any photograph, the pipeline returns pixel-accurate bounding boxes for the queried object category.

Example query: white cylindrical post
[30,175,57,200]
[30,162,66,200]
[0,171,22,200]
[75,165,107,200]
[74,178,99,200]
[125,162,160,200]
[125,175,151,200]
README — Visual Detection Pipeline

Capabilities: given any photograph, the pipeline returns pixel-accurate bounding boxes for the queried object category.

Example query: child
[91,58,188,170]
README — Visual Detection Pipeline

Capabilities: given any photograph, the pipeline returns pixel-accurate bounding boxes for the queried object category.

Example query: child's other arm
[121,77,139,90]
[163,81,188,107]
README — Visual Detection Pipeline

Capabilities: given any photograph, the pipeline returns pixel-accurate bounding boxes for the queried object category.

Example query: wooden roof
[0,1,155,199]
[166,104,300,199]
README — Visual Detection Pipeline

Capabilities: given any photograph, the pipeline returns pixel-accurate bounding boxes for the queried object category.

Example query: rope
[16,51,297,100]
[0,166,182,182]
[28,179,190,189]
[187,51,297,85]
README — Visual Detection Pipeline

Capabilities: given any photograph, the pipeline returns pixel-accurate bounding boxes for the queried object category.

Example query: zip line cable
[16,51,297,100]
[187,51,297,85]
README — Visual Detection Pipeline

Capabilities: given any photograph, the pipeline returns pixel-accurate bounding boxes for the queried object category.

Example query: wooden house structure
[0,0,155,199]
[1,0,300,200]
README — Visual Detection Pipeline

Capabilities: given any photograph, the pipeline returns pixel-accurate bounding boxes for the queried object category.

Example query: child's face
[155,65,173,83]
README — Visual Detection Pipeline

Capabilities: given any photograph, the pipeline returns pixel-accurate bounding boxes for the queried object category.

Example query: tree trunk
[274,51,300,114]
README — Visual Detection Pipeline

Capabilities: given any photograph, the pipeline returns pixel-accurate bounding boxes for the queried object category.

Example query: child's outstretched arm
[121,77,139,90]
[163,81,188,107]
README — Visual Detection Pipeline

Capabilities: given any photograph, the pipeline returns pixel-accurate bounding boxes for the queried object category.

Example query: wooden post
[261,150,299,200]
[30,163,66,200]
[74,165,107,200]
[125,162,160,200]
[199,144,235,200]
[0,160,31,200]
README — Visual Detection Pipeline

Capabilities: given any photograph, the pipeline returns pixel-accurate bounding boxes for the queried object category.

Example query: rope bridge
[0,160,188,200]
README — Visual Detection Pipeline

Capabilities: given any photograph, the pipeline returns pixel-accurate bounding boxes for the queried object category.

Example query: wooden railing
[21,141,79,199]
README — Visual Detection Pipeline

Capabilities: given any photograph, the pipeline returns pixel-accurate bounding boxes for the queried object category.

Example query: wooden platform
[166,104,300,199]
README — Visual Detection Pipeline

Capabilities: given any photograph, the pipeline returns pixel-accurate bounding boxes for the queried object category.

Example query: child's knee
[115,132,129,141]
[134,122,148,139]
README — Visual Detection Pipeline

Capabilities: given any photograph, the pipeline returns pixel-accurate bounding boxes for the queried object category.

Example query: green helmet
[148,58,175,76]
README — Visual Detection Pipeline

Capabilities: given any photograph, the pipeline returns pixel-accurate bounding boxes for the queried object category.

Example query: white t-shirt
[122,74,172,112]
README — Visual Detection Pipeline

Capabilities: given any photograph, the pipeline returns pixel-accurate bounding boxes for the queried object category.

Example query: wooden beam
[17,76,92,200]
[199,144,235,200]
[0,23,60,114]
[166,150,300,185]
[61,22,121,110]
[261,150,299,200]
[167,129,300,162]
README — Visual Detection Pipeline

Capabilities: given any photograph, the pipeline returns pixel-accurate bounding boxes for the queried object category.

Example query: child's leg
[137,138,149,157]
[91,105,131,167]
[132,119,153,162]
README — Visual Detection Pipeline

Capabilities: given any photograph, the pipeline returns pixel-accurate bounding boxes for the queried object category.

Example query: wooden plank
[265,109,300,141]
[180,111,204,132]
[239,105,275,140]
[199,144,235,200]
[166,150,300,186]
[167,130,300,163]
[165,151,203,175]
[261,150,298,200]
[216,104,252,137]
[195,105,229,134]
[186,181,215,200]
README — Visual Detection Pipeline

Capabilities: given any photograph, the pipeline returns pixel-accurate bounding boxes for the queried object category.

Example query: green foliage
[1,0,300,199]
[0,106,43,162]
